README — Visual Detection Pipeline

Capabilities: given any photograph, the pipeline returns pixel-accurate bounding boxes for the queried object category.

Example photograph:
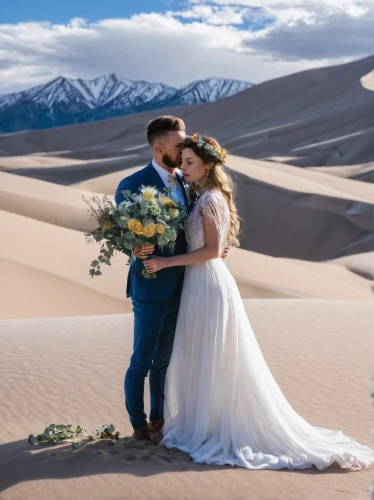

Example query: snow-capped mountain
[164,78,252,106]
[0,75,253,133]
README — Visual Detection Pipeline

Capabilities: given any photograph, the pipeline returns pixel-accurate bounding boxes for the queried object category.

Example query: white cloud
[247,10,374,60]
[0,1,373,94]
[170,5,251,25]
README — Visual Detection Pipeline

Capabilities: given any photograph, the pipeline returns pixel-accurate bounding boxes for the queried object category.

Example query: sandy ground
[0,300,373,500]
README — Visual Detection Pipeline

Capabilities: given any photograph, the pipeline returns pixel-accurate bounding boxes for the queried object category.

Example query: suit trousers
[125,294,181,429]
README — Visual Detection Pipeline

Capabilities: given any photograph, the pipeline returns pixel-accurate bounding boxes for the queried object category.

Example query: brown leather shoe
[132,427,152,441]
[147,418,164,433]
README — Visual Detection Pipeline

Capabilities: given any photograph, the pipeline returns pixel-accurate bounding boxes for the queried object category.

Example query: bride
[143,133,374,471]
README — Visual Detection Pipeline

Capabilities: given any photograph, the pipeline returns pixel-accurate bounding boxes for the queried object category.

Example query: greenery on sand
[28,424,120,450]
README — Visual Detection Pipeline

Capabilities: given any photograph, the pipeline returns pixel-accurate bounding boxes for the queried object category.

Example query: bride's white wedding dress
[160,189,374,470]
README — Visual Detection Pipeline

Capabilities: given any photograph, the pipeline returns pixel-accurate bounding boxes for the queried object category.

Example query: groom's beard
[163,153,182,169]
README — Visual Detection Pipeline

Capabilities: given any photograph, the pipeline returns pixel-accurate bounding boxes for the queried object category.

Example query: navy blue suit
[114,162,189,429]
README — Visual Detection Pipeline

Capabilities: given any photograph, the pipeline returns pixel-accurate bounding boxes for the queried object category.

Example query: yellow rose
[142,224,156,237]
[128,219,143,235]
[159,194,176,208]
[102,221,112,231]
[155,223,166,235]
[169,208,179,218]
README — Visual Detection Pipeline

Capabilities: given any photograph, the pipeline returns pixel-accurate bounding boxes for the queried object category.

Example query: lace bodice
[185,189,230,254]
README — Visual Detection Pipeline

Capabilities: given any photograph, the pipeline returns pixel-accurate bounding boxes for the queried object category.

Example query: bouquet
[84,185,188,279]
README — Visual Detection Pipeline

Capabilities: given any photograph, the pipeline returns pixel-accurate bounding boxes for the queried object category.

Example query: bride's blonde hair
[184,136,240,247]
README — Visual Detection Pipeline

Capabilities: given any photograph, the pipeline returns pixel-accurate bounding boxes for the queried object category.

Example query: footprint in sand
[92,436,189,465]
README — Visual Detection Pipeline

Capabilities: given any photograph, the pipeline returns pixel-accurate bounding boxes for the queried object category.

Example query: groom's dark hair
[146,116,185,145]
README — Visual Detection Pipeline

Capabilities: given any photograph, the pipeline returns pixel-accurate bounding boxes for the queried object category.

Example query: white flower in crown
[184,133,227,164]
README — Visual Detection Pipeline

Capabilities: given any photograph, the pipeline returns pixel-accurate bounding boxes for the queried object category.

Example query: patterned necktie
[168,173,176,187]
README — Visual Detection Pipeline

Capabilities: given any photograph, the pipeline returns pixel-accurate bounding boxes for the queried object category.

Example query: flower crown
[184,133,227,165]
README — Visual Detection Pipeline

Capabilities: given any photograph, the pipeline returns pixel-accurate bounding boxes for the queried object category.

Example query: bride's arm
[143,215,220,273]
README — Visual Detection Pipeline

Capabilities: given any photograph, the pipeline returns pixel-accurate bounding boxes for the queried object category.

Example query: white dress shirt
[152,159,186,206]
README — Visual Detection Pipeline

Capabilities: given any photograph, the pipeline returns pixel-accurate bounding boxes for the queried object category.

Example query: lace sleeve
[198,190,230,252]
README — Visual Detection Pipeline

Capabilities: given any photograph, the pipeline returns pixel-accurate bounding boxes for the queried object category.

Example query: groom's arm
[114,177,135,258]
[114,177,133,206]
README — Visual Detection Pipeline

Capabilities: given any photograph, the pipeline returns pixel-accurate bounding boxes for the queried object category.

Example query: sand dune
[0,171,101,231]
[228,155,374,203]
[226,165,373,260]
[0,300,373,500]
[308,162,374,183]
[0,57,373,167]
[225,247,374,300]
[0,209,372,321]
[0,210,132,318]
[2,152,373,269]
[14,153,371,262]
[72,155,374,203]
[331,252,374,280]
[72,166,143,193]
[0,154,88,170]
[0,259,127,319]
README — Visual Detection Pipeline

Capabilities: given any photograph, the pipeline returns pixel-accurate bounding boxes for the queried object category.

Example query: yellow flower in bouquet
[128,219,143,235]
[142,224,156,237]
[102,221,112,231]
[141,187,157,203]
[155,223,166,235]
[159,194,176,208]
[169,208,179,218]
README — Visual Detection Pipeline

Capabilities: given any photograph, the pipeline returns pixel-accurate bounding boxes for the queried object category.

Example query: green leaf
[104,258,111,265]
[124,232,134,240]
[95,270,102,276]
[90,260,99,267]
[117,219,127,228]
[94,232,104,242]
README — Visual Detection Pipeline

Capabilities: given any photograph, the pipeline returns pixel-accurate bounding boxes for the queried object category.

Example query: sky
[0,0,373,94]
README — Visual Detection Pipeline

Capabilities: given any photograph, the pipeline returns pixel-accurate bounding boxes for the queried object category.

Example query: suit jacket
[114,162,189,302]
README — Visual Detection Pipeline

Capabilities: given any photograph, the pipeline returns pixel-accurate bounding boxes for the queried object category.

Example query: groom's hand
[133,245,155,259]
[221,244,230,260]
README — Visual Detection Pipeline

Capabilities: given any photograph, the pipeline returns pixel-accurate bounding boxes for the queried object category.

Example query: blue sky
[0,0,270,31]
[1,0,180,23]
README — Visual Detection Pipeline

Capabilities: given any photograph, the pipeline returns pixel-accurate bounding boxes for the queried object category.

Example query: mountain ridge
[0,75,252,133]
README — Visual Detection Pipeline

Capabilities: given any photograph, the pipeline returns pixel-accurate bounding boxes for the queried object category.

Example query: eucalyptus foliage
[28,423,120,450]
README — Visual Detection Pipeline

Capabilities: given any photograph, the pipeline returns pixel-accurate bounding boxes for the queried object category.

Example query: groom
[114,116,189,440]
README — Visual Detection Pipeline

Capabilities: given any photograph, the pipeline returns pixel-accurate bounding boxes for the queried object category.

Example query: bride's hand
[144,256,168,273]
